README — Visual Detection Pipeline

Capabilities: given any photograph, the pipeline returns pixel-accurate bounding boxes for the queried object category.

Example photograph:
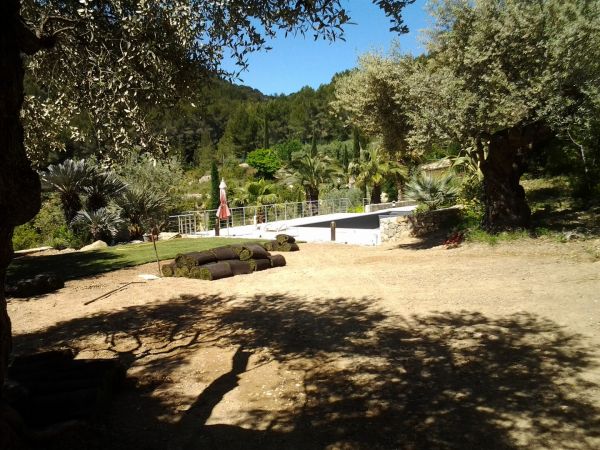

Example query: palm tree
[404,172,458,211]
[279,151,340,205]
[40,159,95,224]
[117,187,170,239]
[349,145,408,204]
[71,208,123,242]
[232,179,280,207]
[84,171,127,211]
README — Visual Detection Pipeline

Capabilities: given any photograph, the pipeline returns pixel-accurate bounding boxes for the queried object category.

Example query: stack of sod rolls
[161,243,286,280]
[262,234,300,252]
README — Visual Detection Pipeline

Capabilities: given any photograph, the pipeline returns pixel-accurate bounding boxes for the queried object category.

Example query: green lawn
[7,238,263,283]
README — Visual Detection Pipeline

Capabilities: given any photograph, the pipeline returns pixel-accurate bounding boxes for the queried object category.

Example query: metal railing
[169,198,351,235]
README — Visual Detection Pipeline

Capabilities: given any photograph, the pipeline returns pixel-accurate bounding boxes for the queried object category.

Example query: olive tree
[332,52,418,162]
[0,1,414,444]
[408,0,600,229]
[335,0,600,230]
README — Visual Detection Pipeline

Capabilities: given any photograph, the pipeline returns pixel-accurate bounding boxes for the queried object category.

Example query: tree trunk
[306,188,319,215]
[370,184,382,204]
[2,3,45,445]
[481,123,552,231]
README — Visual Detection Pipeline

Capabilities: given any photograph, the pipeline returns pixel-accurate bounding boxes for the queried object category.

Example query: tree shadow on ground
[389,231,449,250]
[12,293,600,450]
[7,250,126,285]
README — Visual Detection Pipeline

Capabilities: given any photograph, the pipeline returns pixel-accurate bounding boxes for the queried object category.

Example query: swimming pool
[297,210,412,230]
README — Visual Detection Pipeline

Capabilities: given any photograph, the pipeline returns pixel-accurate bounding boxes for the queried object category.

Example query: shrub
[117,188,170,240]
[405,173,458,211]
[12,223,42,251]
[72,208,123,243]
[321,187,363,209]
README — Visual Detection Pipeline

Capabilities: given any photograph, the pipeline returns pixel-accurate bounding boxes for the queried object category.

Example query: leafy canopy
[20,0,415,164]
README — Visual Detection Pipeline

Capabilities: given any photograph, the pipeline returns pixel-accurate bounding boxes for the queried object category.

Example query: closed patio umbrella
[216,179,231,234]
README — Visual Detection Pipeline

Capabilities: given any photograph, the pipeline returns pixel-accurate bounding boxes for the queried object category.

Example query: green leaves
[246,148,282,179]
[405,172,458,212]
[20,0,414,165]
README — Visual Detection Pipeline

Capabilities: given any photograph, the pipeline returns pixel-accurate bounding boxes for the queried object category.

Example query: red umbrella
[216,179,231,233]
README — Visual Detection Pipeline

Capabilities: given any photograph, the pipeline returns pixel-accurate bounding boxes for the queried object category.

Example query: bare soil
[8,238,600,450]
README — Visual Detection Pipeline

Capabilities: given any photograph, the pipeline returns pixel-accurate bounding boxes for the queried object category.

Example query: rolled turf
[266,242,299,252]
[276,234,295,244]
[174,267,190,277]
[210,246,239,261]
[222,259,254,275]
[269,254,286,268]
[261,241,274,251]
[251,258,272,271]
[189,262,233,281]
[161,262,177,277]
[175,251,216,268]
[237,243,271,261]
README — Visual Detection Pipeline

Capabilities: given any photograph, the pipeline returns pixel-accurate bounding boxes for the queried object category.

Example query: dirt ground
[7,238,600,450]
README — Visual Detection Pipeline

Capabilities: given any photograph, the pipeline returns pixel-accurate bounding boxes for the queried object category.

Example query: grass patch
[7,238,264,284]
[465,229,530,245]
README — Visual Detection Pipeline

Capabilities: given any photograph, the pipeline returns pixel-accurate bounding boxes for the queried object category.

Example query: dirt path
[8,239,600,449]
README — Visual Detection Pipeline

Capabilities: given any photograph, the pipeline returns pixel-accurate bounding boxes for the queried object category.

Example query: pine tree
[210,161,220,210]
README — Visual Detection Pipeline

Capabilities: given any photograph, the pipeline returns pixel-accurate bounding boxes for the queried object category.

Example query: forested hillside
[33,74,354,171]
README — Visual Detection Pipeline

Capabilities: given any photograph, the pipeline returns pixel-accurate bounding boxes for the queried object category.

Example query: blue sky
[224,1,430,95]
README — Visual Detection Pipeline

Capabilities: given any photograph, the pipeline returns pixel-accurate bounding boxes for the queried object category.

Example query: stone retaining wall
[380,207,462,243]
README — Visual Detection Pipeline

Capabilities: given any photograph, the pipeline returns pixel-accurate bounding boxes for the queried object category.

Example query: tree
[210,161,220,210]
[1,0,413,443]
[278,151,340,209]
[39,159,95,225]
[352,127,361,162]
[262,114,270,149]
[348,144,408,204]
[333,53,416,161]
[407,0,600,229]
[117,188,170,240]
[342,145,349,172]
[232,179,279,206]
[246,148,282,179]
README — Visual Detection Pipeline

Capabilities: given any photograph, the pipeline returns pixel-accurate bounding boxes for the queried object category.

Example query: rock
[13,246,53,256]
[79,240,108,251]
[158,232,181,241]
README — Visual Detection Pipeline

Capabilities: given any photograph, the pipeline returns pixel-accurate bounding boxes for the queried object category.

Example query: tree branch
[16,18,55,55]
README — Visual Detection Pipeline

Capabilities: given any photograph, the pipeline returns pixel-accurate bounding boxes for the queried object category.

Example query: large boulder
[79,240,108,251]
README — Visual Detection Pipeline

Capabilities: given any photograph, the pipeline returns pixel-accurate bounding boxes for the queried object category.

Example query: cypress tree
[311,131,318,157]
[352,127,360,161]
[210,161,220,210]
[262,114,270,149]
[342,144,349,171]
